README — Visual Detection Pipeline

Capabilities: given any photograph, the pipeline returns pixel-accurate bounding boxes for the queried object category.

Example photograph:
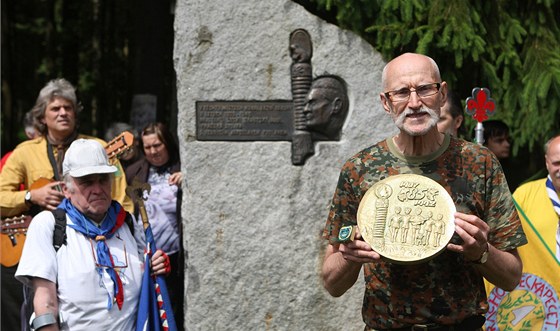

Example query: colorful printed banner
[484,200,560,330]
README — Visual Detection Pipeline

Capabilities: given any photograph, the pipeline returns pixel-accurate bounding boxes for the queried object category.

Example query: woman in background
[126,122,184,330]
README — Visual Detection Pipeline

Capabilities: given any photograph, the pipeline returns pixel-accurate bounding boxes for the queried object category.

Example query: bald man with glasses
[321,53,526,331]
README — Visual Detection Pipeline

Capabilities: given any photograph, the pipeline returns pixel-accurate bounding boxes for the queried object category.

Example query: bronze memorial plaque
[196,101,293,141]
[195,29,349,165]
[357,174,456,264]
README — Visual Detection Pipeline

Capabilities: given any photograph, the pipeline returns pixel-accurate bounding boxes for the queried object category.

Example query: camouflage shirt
[322,134,527,329]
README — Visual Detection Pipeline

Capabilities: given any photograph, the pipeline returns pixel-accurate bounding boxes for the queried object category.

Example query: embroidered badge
[337,225,356,243]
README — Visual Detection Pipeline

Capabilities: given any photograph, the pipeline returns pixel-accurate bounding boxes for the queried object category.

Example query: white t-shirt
[16,210,146,331]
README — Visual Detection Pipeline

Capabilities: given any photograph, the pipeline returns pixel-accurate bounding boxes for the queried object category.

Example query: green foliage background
[3,0,559,182]
[1,0,175,154]
[301,0,560,156]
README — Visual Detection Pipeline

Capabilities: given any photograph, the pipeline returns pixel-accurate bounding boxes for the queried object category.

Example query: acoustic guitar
[0,215,32,267]
[0,131,134,267]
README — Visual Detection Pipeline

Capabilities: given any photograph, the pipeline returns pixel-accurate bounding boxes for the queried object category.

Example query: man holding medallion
[321,53,526,330]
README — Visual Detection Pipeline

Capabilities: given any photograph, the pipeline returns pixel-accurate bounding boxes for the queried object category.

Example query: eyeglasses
[384,83,441,102]
[89,235,129,270]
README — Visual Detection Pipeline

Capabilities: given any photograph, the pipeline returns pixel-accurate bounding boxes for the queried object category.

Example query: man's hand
[446,211,522,290]
[447,211,490,262]
[151,249,171,276]
[30,182,65,211]
[322,227,381,297]
[337,227,382,263]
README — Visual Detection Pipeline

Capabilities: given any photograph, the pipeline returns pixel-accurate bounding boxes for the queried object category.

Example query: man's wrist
[469,242,490,264]
[31,312,57,330]
[25,190,33,205]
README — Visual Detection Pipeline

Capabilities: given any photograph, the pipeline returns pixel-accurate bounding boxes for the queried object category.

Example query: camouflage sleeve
[485,153,527,251]
[322,160,362,242]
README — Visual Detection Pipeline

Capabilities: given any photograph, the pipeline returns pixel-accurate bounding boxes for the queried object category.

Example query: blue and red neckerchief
[59,198,127,309]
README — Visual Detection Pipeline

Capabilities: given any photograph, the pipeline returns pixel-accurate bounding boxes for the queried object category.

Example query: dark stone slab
[196,101,293,141]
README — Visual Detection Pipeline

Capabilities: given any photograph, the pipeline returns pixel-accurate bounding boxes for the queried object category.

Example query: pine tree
[303,0,560,155]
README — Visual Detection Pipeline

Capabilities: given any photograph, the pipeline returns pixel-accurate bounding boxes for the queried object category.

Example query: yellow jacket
[0,135,133,217]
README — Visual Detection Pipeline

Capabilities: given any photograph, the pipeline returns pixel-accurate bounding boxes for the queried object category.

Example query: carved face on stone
[289,29,312,63]
[303,76,348,140]
[304,87,337,128]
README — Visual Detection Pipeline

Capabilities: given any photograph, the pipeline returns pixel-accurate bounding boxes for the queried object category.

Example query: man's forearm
[322,244,362,297]
[32,278,59,331]
[479,247,522,291]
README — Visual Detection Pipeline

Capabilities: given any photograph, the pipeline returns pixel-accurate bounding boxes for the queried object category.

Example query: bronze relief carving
[195,29,349,165]
[357,174,456,264]
[290,29,314,165]
[303,75,349,141]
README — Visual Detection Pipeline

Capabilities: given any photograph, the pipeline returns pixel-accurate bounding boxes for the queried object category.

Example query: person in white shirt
[16,139,170,331]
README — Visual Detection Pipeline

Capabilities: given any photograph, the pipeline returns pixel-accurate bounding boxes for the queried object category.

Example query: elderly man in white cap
[16,139,170,331]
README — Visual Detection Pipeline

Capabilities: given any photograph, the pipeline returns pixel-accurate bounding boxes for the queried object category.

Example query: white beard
[393,106,439,136]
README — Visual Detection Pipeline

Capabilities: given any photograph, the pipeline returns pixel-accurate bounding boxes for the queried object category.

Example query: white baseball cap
[63,139,118,177]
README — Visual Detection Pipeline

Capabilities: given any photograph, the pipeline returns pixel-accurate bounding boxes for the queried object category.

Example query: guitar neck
[1,215,32,234]
[1,215,32,267]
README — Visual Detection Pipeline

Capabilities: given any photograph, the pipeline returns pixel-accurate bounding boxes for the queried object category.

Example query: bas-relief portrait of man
[303,75,349,141]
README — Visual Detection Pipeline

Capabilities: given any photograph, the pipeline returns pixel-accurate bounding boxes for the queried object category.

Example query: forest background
[2,0,559,183]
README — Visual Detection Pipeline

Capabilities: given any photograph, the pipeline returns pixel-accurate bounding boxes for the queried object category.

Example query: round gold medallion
[357,174,456,264]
